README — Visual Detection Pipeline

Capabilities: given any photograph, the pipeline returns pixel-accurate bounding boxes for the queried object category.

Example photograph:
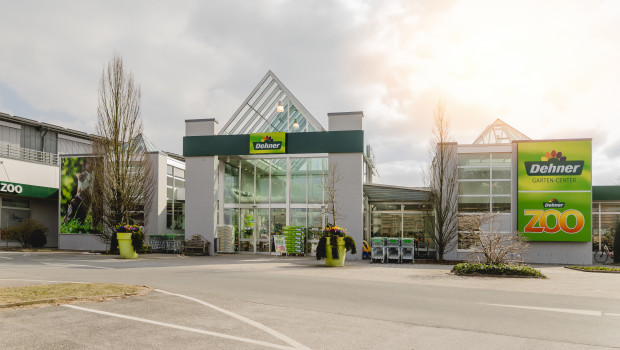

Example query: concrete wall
[328,112,364,260]
[184,119,218,255]
[58,234,107,251]
[30,199,59,247]
[144,152,167,236]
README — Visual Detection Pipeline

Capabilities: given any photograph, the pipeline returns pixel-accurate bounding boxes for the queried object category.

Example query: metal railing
[0,144,59,166]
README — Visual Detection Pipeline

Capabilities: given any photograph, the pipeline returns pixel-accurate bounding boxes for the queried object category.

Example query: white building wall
[0,157,58,188]
[144,152,167,236]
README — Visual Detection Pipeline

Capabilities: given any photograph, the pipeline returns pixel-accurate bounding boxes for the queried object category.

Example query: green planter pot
[117,232,138,259]
[325,237,346,267]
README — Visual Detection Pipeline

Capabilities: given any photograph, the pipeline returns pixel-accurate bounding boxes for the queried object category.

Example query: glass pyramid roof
[220,71,325,135]
[472,119,530,144]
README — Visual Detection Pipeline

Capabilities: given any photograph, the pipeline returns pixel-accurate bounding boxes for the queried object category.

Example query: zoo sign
[517,140,591,242]
[0,182,23,194]
[0,181,57,199]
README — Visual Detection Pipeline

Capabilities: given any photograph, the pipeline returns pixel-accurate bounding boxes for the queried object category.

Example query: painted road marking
[63,304,297,350]
[0,256,13,259]
[482,303,602,316]
[605,313,620,317]
[155,289,310,350]
[41,262,113,270]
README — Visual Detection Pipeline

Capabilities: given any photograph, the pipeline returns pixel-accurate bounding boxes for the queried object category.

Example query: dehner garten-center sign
[517,140,591,242]
[249,132,286,154]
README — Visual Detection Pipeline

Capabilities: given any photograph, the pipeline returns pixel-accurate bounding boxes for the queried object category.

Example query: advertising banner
[517,140,591,241]
[273,235,286,255]
[60,156,102,234]
[249,132,286,154]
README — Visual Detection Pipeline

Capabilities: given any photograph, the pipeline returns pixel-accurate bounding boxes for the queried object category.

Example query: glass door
[255,208,270,253]
[239,208,255,252]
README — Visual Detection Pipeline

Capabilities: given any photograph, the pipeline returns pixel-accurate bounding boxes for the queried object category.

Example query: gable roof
[220,70,325,135]
[473,119,530,144]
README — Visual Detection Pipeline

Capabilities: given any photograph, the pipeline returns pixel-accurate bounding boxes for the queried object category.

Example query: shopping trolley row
[369,237,415,264]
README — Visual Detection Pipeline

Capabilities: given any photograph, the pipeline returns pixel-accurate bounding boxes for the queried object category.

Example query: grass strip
[0,283,149,308]
[452,262,546,278]
[565,266,620,273]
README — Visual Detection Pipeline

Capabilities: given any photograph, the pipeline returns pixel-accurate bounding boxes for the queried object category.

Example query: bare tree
[425,101,459,260]
[459,213,530,265]
[322,162,344,226]
[92,53,153,246]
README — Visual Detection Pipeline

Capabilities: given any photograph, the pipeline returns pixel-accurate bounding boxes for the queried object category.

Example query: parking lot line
[482,303,602,316]
[63,304,297,350]
[154,289,310,350]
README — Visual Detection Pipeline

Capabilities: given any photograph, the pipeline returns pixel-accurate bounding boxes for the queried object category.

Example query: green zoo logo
[0,182,23,194]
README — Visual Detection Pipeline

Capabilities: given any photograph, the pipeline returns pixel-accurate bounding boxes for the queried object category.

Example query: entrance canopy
[364,183,430,203]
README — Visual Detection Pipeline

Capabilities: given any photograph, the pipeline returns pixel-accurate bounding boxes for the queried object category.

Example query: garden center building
[1,71,619,265]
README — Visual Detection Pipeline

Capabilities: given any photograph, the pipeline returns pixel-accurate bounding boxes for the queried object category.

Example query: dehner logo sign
[524,150,584,176]
[543,198,565,208]
[0,182,23,194]
[252,135,282,150]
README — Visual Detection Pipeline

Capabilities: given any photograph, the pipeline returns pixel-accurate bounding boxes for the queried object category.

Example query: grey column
[185,118,219,255]
[328,112,364,260]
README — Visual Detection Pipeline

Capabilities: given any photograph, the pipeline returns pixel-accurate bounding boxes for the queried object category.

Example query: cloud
[0,0,619,187]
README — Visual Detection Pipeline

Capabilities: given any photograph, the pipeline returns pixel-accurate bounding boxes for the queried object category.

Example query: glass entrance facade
[221,156,327,254]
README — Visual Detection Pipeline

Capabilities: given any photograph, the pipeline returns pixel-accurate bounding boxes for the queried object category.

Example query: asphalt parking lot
[1,251,620,349]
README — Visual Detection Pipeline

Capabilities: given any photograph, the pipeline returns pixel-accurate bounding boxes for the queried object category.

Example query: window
[1,198,30,229]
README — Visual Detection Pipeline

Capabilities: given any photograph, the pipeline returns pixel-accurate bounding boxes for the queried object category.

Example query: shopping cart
[401,238,414,263]
[370,237,386,263]
[385,238,401,263]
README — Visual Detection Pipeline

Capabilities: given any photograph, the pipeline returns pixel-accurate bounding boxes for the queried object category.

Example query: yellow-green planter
[117,232,138,259]
[325,237,346,267]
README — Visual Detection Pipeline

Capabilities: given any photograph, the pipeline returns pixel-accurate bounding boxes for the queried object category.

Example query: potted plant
[316,225,357,267]
[115,224,143,259]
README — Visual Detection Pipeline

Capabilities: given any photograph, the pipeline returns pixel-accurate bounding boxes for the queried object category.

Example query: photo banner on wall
[517,140,591,242]
[60,156,102,234]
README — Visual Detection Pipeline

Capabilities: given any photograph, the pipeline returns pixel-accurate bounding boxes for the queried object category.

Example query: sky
[1,0,619,187]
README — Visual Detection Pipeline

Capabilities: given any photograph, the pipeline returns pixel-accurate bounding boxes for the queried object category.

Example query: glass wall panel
[491,196,511,212]
[459,154,490,167]
[223,208,239,250]
[308,158,325,204]
[404,203,431,211]
[290,208,307,227]
[491,168,511,179]
[256,159,270,204]
[240,160,255,204]
[403,213,425,239]
[290,159,307,203]
[224,160,240,204]
[458,196,490,212]
[491,153,511,165]
[491,181,511,195]
[458,181,490,195]
[458,168,490,179]
[255,209,270,252]
[270,159,286,204]
[271,208,286,237]
[307,208,323,254]
[601,203,620,212]
[371,212,401,237]
[372,204,401,211]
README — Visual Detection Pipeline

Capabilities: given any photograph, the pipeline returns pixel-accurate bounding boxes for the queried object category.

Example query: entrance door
[255,208,270,253]
[239,208,255,252]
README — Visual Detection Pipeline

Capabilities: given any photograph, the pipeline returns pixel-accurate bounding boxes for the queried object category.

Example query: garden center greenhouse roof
[473,119,531,144]
[220,71,325,135]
